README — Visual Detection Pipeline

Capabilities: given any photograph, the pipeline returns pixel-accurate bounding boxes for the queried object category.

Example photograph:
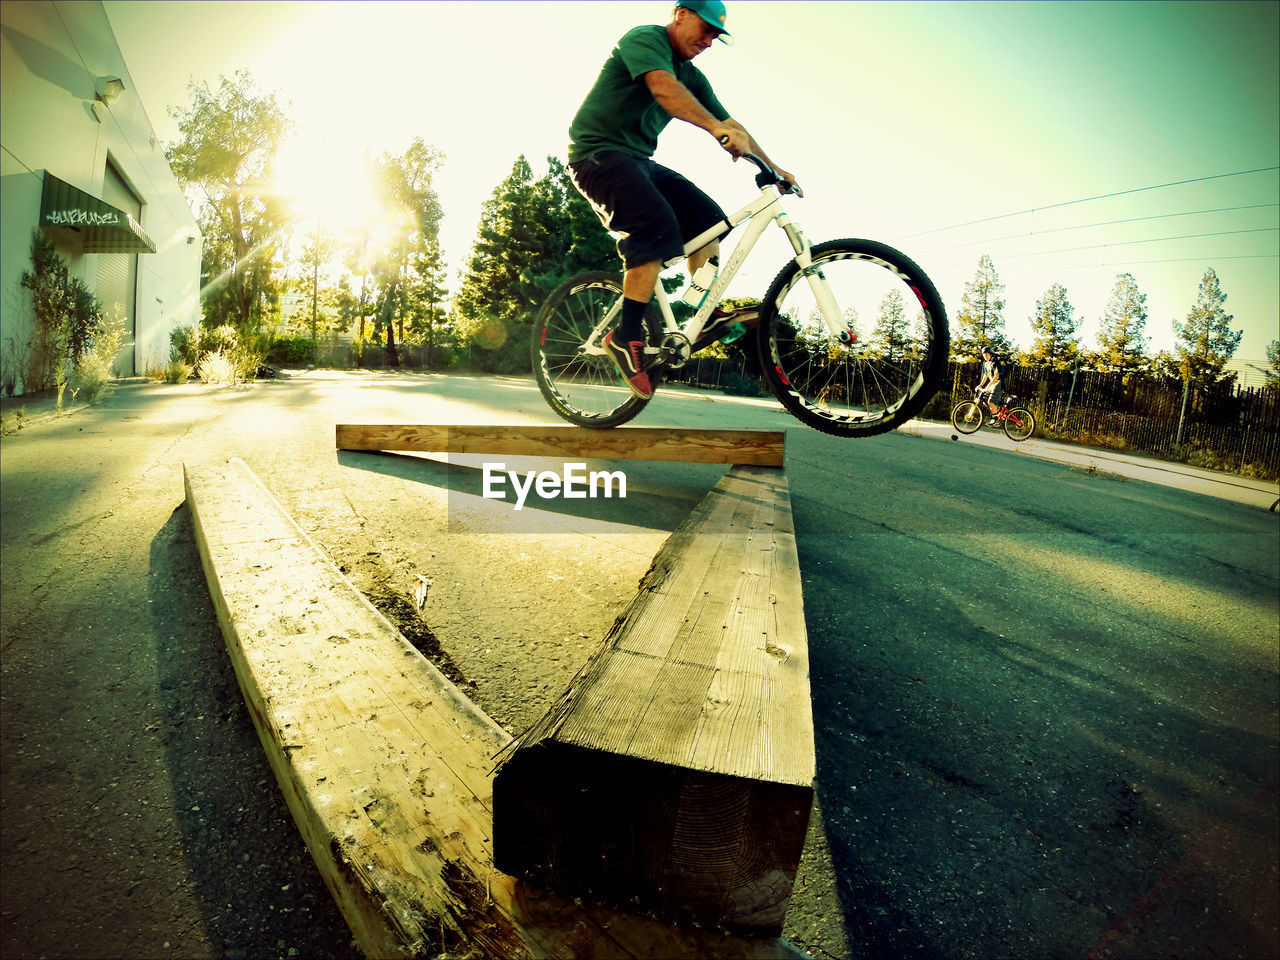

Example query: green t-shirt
[568,24,730,164]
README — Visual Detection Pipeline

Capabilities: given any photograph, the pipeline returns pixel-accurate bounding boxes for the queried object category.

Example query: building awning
[39,172,156,254]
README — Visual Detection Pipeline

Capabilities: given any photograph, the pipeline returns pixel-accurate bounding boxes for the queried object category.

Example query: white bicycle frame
[581,168,851,358]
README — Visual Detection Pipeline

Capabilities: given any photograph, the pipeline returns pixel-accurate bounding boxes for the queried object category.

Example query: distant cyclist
[976,344,1005,416]
[566,0,799,400]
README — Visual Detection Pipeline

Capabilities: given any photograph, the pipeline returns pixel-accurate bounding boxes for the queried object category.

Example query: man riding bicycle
[567,0,800,399]
[976,344,1005,416]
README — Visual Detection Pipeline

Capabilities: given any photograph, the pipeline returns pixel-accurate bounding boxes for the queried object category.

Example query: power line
[993,227,1279,261]
[955,254,1279,275]
[918,203,1280,254]
[897,166,1280,241]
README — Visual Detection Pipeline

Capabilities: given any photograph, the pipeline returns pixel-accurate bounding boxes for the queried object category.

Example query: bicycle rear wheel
[531,271,658,429]
[758,239,949,437]
[1002,405,1035,442]
[951,400,984,434]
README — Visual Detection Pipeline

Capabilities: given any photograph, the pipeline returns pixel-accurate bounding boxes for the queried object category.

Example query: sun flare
[272,129,379,237]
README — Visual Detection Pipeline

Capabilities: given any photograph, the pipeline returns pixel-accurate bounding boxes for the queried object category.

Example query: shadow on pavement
[336,447,726,535]
[147,504,361,959]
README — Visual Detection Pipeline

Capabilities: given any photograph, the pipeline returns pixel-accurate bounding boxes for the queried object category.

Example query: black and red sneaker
[602,331,653,399]
[703,305,760,342]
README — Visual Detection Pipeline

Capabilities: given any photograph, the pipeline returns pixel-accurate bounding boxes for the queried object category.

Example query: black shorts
[569,151,727,270]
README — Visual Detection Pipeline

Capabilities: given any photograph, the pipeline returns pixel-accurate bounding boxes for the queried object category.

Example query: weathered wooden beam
[184,457,805,959]
[335,424,786,467]
[493,464,815,935]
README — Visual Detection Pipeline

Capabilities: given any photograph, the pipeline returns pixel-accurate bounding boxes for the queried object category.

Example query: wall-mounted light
[95,76,125,105]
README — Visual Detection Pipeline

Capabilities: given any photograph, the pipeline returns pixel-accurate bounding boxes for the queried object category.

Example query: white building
[1,0,200,391]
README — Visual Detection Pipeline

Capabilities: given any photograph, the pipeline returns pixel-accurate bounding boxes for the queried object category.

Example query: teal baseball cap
[676,0,733,44]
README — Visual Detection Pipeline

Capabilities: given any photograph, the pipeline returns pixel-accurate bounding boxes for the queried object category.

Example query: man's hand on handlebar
[776,168,803,197]
[715,126,751,159]
[717,132,804,197]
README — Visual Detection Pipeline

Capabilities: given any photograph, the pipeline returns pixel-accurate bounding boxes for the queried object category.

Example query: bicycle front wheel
[758,239,949,437]
[531,272,657,429]
[951,400,984,434]
[1002,405,1036,442]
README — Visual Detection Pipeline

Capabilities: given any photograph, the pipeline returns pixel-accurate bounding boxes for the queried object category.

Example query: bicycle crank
[658,332,693,368]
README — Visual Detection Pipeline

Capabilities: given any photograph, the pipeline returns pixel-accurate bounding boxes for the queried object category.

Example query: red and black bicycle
[951,387,1036,442]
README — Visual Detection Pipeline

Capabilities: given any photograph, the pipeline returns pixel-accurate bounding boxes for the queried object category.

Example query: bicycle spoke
[761,241,948,436]
[532,273,652,428]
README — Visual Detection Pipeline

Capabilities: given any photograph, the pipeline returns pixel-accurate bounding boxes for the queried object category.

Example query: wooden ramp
[492,464,815,935]
[335,423,785,466]
[185,456,805,959]
[334,424,814,935]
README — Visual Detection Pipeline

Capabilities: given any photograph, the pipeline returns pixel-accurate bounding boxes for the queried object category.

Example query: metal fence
[927,361,1280,476]
[312,342,448,370]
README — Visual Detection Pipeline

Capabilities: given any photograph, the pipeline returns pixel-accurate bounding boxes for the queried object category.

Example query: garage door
[96,162,140,375]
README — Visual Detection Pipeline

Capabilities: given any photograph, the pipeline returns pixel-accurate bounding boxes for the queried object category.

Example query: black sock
[616,297,648,343]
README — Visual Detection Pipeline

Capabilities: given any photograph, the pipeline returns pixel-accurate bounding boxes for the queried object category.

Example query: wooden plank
[185,458,805,959]
[335,424,785,466]
[493,465,815,935]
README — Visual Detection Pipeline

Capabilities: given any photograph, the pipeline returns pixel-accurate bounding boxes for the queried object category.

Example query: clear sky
[103,0,1279,379]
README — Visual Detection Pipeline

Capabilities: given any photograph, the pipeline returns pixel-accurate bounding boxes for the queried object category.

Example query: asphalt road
[2,371,1277,960]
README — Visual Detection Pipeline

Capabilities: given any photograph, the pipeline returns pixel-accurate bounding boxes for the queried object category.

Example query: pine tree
[1171,267,1242,384]
[952,254,1012,360]
[1265,340,1280,391]
[454,155,617,373]
[405,237,450,366]
[1093,272,1149,373]
[297,225,336,357]
[1026,282,1080,370]
[871,289,910,361]
[518,158,607,303]
[453,156,547,370]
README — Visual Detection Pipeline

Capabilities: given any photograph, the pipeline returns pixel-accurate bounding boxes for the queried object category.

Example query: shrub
[229,341,264,381]
[267,335,314,366]
[202,324,238,354]
[196,349,237,385]
[722,370,765,396]
[170,325,200,365]
[66,310,125,404]
[163,358,193,384]
[18,230,104,393]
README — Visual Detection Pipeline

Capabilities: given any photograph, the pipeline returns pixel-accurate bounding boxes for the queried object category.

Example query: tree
[366,138,446,365]
[167,71,292,331]
[952,254,1012,359]
[1025,282,1080,370]
[334,276,361,336]
[454,155,613,372]
[1093,272,1149,374]
[403,237,451,365]
[19,231,104,392]
[1264,339,1280,391]
[341,227,376,345]
[453,156,543,370]
[296,225,336,357]
[1171,267,1242,384]
[870,289,910,361]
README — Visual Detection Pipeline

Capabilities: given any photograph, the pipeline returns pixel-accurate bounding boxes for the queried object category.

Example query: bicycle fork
[780,213,857,344]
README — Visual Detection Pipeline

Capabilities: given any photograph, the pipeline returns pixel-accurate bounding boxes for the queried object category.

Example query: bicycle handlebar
[718,136,801,196]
